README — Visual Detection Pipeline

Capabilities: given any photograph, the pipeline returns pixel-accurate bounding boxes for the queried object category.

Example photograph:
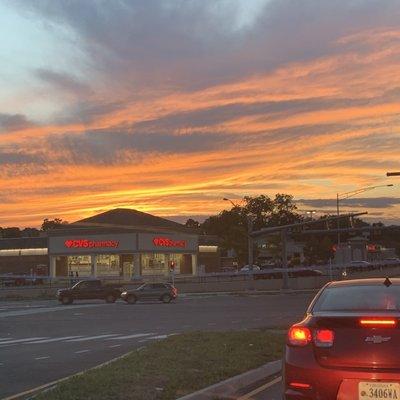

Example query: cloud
[35,68,92,96]
[13,0,400,93]
[299,197,400,209]
[0,113,36,133]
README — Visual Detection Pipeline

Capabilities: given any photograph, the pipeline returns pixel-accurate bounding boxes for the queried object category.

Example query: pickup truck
[57,279,123,305]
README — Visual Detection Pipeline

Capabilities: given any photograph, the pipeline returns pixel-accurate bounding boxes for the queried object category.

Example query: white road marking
[66,334,119,342]
[0,303,105,318]
[34,356,50,360]
[145,335,169,340]
[106,333,154,340]
[0,337,13,341]
[237,376,282,400]
[109,344,121,348]
[75,349,90,354]
[0,363,4,366]
[26,336,84,344]
[0,337,48,345]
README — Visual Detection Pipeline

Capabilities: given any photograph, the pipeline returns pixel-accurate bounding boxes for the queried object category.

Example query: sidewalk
[176,360,282,400]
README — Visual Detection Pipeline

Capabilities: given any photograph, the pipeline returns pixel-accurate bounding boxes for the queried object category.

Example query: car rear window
[313,285,400,311]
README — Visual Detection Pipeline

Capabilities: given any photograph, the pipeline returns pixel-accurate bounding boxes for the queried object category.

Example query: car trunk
[312,312,400,370]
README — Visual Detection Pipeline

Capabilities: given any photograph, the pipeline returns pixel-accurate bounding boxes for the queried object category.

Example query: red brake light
[360,319,397,327]
[314,329,334,347]
[288,326,312,346]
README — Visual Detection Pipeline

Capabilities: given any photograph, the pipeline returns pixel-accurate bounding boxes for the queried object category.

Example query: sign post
[169,261,175,286]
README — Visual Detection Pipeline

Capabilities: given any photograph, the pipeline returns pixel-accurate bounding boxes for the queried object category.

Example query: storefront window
[96,254,120,276]
[68,255,91,277]
[141,253,189,275]
[141,253,167,276]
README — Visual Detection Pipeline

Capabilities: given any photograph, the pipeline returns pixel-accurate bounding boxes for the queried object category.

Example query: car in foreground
[121,283,177,304]
[57,279,123,305]
[284,278,400,399]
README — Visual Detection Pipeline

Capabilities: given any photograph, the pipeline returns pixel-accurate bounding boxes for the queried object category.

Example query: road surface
[0,292,314,399]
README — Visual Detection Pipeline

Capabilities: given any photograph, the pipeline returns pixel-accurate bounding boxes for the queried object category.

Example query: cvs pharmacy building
[47,209,199,279]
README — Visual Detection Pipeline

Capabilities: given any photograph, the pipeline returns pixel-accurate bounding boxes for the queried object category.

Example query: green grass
[35,330,285,400]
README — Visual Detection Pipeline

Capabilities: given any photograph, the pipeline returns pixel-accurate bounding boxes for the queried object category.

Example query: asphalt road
[0,292,314,399]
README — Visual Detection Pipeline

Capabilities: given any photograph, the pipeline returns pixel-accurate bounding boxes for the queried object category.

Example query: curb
[176,360,282,400]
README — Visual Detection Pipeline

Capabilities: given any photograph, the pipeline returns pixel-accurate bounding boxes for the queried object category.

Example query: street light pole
[335,183,394,263]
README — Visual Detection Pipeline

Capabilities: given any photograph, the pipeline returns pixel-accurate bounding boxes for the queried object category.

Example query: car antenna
[383,277,392,287]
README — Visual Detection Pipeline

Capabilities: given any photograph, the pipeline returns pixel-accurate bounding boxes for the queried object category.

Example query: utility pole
[281,229,289,290]
[247,217,254,269]
[336,193,340,246]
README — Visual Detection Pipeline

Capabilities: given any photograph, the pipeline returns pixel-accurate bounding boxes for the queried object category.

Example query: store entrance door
[180,254,193,274]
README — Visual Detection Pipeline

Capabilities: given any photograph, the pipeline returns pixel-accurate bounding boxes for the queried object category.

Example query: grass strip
[35,330,285,400]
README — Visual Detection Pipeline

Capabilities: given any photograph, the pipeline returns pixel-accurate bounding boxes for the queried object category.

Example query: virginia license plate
[359,382,400,400]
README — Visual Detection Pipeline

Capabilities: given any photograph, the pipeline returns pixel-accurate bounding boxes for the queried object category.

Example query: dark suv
[121,283,177,304]
[57,279,123,305]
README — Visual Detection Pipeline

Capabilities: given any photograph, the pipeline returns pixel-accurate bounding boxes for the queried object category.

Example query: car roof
[328,278,400,288]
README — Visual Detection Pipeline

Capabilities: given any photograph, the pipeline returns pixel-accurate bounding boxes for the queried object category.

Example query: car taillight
[289,382,312,390]
[288,326,312,346]
[359,318,397,327]
[314,329,334,347]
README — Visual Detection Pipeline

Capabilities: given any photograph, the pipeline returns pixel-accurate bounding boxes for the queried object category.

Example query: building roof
[0,237,47,250]
[67,208,196,234]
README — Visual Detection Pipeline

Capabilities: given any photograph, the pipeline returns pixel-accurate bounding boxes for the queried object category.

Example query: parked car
[121,283,177,304]
[289,268,323,277]
[239,265,261,272]
[348,260,373,271]
[57,279,123,305]
[284,278,400,399]
[383,258,400,265]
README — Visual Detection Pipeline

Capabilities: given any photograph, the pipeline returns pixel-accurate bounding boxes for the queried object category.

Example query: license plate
[359,382,400,400]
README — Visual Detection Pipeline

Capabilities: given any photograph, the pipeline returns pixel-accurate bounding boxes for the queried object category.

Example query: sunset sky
[1,0,400,228]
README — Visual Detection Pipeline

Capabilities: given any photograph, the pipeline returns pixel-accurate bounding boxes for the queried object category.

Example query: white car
[240,265,261,272]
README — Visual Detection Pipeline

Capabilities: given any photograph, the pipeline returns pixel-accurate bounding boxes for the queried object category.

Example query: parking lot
[0,292,314,399]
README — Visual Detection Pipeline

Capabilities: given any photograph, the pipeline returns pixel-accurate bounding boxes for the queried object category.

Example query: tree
[41,218,68,231]
[185,218,200,229]
[1,227,21,238]
[201,193,302,264]
[21,228,40,237]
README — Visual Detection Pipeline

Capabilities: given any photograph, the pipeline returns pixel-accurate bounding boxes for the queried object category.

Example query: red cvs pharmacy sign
[153,237,186,248]
[64,239,120,249]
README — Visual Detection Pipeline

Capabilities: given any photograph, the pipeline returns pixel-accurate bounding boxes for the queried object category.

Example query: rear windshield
[313,285,400,312]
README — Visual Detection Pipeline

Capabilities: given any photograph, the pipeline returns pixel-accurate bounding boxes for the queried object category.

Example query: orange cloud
[1,28,400,226]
